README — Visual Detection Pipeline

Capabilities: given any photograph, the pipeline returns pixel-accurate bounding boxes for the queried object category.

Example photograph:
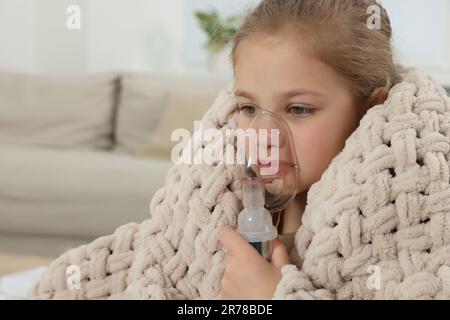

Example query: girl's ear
[361,87,389,115]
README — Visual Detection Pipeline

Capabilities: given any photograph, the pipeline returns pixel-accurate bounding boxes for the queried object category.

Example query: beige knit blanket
[29,67,450,299]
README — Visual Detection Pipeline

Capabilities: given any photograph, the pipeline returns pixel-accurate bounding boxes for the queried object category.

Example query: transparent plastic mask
[237,107,299,214]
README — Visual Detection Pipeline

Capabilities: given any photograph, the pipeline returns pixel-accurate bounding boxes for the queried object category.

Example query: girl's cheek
[293,123,341,184]
[293,124,332,164]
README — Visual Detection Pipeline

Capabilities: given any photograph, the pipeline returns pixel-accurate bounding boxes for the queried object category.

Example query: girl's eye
[288,105,315,117]
[239,105,257,116]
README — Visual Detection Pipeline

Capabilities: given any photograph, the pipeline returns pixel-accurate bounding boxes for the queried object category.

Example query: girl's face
[234,35,364,195]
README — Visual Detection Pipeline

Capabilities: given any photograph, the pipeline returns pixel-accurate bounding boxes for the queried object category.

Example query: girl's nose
[259,115,287,149]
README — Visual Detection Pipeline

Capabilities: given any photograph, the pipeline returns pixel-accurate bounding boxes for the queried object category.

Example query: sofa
[0,71,230,257]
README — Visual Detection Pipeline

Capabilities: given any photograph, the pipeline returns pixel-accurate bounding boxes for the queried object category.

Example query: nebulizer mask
[236,107,299,261]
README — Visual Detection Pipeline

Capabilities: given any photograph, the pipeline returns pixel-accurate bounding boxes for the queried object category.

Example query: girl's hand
[219,225,289,300]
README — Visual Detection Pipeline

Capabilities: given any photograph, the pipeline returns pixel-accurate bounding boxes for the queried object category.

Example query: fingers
[219,226,242,251]
[219,225,255,257]
[219,225,236,248]
[270,238,289,269]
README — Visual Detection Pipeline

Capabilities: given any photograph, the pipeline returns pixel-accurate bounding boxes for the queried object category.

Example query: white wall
[0,0,449,82]
[86,0,184,73]
[34,0,88,73]
[0,0,185,73]
[0,0,258,73]
[382,0,450,71]
[0,0,35,72]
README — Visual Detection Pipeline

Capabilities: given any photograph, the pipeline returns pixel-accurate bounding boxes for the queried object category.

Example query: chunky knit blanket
[29,67,450,299]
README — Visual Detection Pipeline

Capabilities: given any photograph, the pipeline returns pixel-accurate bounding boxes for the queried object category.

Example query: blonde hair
[231,0,404,105]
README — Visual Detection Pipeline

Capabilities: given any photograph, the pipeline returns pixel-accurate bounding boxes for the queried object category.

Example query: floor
[0,232,93,258]
[0,253,53,277]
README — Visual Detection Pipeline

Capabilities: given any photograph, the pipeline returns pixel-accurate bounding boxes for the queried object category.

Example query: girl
[219,0,402,299]
[29,0,450,300]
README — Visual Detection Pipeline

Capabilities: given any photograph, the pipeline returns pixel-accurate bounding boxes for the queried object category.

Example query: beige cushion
[0,72,118,150]
[114,75,168,153]
[117,73,230,159]
[0,143,173,239]
[139,90,219,159]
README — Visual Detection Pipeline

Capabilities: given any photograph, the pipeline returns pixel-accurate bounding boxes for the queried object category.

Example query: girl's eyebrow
[235,90,256,100]
[235,89,324,100]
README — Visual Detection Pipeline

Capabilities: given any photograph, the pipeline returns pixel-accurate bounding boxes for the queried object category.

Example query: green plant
[194,8,240,54]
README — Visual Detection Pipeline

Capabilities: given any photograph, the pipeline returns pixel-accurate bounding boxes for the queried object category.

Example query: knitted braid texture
[29,68,450,299]
[274,68,450,300]
[28,81,241,300]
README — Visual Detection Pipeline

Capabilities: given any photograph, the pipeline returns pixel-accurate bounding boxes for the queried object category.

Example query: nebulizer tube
[237,108,299,261]
[237,167,278,260]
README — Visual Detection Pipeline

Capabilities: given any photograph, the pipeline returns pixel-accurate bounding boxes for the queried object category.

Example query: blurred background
[0,0,449,281]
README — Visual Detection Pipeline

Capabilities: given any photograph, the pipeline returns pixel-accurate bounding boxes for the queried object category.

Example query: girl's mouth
[258,160,294,175]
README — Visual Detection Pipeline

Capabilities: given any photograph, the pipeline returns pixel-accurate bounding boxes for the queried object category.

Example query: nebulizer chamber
[238,173,278,259]
[237,107,299,261]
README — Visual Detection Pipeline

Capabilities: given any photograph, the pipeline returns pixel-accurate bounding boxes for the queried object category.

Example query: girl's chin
[295,182,311,195]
